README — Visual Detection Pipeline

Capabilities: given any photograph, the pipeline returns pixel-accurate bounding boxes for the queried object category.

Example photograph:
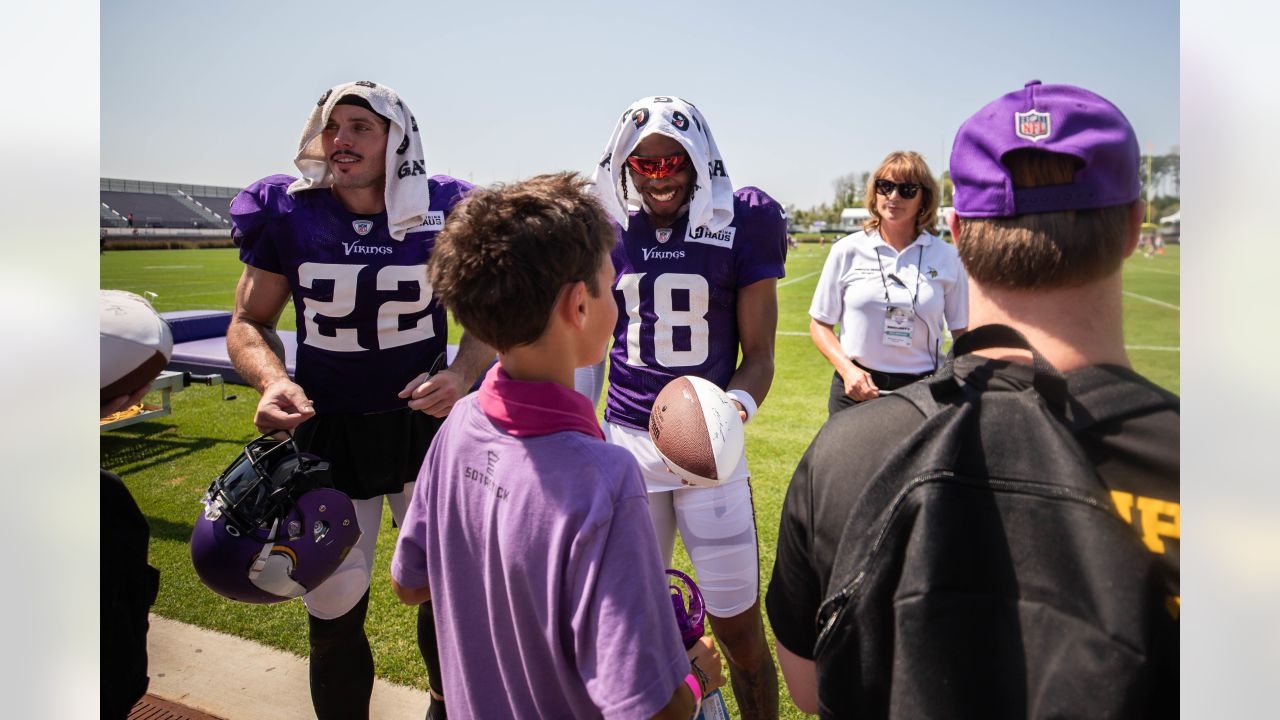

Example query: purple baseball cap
[950,80,1140,218]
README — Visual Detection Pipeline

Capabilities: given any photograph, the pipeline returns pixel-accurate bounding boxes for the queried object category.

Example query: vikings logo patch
[1014,110,1051,142]
[352,220,374,236]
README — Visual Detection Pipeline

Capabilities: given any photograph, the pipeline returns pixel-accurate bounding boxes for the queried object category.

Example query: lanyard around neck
[874,240,924,308]
[874,238,939,371]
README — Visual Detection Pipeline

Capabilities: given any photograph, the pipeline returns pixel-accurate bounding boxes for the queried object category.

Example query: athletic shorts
[295,409,439,619]
[304,488,412,620]
[605,422,759,617]
[293,408,440,500]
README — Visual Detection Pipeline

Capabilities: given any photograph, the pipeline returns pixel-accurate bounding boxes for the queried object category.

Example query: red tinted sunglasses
[626,153,689,179]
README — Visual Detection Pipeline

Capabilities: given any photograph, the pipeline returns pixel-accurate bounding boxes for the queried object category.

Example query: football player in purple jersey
[590,96,786,720]
[226,81,493,720]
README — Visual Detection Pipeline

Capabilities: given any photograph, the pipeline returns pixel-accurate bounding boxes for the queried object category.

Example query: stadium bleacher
[191,195,234,222]
[102,191,208,228]
[102,202,127,228]
[101,178,242,230]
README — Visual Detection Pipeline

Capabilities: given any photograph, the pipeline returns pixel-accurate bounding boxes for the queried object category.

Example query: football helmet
[190,433,361,604]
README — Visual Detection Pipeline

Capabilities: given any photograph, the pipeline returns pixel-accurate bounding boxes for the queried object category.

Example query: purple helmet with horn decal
[190,433,361,604]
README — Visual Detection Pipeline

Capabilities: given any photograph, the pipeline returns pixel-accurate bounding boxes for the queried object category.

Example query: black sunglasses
[874,178,922,200]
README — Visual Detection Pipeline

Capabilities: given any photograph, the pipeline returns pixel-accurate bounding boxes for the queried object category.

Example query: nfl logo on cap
[1014,110,1051,141]
[949,80,1140,218]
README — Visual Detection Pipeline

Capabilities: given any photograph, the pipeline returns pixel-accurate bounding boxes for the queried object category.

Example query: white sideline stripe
[778,331,1179,353]
[777,271,819,288]
[1127,266,1179,276]
[779,271,1181,313]
[151,287,258,302]
[142,265,204,269]
[1122,291,1180,311]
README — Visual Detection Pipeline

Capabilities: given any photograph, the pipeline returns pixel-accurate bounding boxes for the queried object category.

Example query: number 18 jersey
[605,187,787,431]
[232,174,472,414]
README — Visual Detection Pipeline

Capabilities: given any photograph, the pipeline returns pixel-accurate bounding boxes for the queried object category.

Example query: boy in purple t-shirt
[391,173,725,719]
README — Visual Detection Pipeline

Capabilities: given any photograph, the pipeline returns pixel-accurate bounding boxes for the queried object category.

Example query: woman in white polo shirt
[809,150,969,414]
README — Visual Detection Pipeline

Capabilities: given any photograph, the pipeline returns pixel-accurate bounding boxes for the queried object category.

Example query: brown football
[648,376,744,487]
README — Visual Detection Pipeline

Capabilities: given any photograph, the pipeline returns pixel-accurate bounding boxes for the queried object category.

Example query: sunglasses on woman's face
[626,153,689,179]
[874,178,922,200]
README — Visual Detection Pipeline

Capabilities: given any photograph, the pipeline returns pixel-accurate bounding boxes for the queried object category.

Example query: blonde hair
[955,149,1133,289]
[862,151,940,236]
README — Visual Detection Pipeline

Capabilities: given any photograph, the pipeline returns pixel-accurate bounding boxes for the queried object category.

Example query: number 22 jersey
[606,186,787,430]
[231,173,472,415]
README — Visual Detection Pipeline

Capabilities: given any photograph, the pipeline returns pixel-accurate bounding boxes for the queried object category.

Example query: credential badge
[352,220,374,236]
[1014,110,1051,142]
[656,228,672,244]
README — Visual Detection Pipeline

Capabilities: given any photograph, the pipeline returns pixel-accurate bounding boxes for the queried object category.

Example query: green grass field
[100,244,1179,718]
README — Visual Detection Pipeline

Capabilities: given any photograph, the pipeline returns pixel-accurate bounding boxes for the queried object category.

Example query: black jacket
[769,326,1179,718]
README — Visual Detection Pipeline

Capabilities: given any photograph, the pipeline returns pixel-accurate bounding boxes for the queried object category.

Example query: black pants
[828,365,928,415]
[292,408,439,500]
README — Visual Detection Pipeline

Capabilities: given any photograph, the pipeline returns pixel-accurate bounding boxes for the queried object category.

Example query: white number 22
[617,272,709,368]
[297,262,434,352]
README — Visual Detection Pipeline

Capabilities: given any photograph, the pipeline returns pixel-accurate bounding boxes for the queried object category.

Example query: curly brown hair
[428,172,617,352]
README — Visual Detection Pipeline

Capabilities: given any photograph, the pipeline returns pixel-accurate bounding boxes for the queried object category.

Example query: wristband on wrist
[683,671,703,719]
[726,388,757,424]
[690,658,710,695]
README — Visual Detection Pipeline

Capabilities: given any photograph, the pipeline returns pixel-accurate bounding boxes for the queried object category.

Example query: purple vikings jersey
[606,187,787,430]
[232,174,472,414]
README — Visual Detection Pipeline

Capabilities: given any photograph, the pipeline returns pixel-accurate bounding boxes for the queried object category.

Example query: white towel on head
[288,81,430,240]
[589,96,734,232]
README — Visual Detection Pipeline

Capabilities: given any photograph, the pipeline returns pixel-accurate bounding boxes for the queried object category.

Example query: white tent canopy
[837,206,955,232]
[1160,210,1180,224]
[839,207,872,229]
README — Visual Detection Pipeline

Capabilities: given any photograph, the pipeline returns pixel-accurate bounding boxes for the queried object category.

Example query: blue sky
[101,0,1178,208]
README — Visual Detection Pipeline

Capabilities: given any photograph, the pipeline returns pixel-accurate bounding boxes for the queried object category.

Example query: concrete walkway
[147,615,427,720]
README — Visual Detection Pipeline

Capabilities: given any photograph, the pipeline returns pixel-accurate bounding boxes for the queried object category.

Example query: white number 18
[617,272,709,368]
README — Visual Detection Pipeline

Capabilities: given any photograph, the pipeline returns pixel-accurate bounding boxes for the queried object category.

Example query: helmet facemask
[190,433,361,604]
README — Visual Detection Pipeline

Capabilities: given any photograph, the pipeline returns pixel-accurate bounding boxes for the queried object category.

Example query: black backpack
[812,324,1178,719]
